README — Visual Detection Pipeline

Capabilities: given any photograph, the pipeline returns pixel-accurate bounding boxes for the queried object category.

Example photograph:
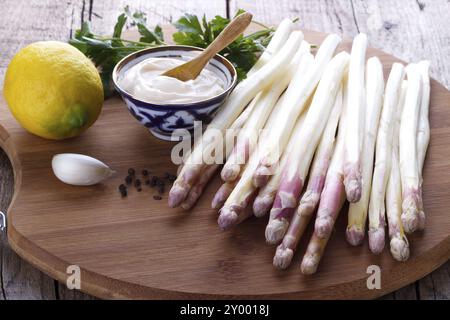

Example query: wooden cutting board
[1,27,450,300]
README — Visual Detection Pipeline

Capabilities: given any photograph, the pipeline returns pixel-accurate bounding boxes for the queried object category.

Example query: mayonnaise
[119,57,225,104]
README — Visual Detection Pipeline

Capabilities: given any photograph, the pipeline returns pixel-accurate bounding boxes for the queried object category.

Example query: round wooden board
[1,27,450,300]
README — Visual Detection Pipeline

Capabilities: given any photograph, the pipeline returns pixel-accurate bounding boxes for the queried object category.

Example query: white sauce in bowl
[119,57,226,104]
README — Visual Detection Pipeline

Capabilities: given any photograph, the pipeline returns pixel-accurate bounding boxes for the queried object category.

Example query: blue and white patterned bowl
[112,45,237,141]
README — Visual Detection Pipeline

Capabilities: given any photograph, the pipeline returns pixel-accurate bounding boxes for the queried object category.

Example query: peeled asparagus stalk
[273,87,343,269]
[168,31,304,208]
[211,179,238,209]
[416,61,431,231]
[179,96,260,209]
[181,164,220,210]
[368,63,405,254]
[387,81,409,261]
[221,41,311,182]
[218,151,260,230]
[253,111,308,217]
[301,83,349,275]
[216,88,297,229]
[265,51,350,245]
[343,33,368,203]
[216,50,316,230]
[400,64,424,234]
[247,18,293,76]
[346,57,384,246]
[252,34,342,188]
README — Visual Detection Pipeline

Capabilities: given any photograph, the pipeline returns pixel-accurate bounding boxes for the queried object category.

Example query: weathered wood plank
[347,0,450,89]
[87,0,227,35]
[0,151,56,300]
[0,0,85,87]
[418,260,450,300]
[393,283,418,300]
[0,0,87,300]
[230,0,359,36]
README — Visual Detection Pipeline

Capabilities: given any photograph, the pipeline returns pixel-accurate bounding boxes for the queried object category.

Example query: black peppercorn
[118,184,127,197]
[168,174,177,183]
[153,195,162,200]
[142,169,149,176]
[135,179,141,188]
[125,175,133,185]
[150,176,157,187]
[128,168,135,176]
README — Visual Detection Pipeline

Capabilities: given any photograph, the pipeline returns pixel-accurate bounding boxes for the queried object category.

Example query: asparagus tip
[218,207,239,231]
[315,215,334,238]
[401,208,419,234]
[252,166,271,187]
[390,235,410,262]
[273,246,294,270]
[345,225,365,246]
[211,193,225,209]
[265,219,288,244]
[368,227,385,254]
[252,196,273,217]
[168,185,189,208]
[344,177,362,203]
[221,164,240,182]
[301,254,319,275]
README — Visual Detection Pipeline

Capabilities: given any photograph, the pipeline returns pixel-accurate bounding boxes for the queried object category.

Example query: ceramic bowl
[112,45,237,141]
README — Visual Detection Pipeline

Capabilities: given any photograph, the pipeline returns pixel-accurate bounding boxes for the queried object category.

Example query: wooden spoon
[161,12,253,81]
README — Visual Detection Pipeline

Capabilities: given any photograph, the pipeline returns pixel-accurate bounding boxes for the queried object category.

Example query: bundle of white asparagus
[168,19,431,275]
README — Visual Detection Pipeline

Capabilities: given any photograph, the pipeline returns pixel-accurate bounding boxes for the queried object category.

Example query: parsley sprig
[70,7,274,97]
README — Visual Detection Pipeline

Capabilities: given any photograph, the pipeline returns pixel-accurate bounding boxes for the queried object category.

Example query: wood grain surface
[1,29,450,299]
[0,0,449,300]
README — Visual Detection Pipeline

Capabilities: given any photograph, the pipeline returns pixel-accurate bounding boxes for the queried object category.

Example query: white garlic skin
[52,153,115,186]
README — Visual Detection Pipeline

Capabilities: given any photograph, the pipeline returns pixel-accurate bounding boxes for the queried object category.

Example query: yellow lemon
[3,41,103,140]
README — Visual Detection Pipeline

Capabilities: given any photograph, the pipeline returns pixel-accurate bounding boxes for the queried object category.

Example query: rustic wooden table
[0,0,449,300]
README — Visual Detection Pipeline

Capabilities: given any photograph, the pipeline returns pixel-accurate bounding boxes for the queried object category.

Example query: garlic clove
[52,153,115,186]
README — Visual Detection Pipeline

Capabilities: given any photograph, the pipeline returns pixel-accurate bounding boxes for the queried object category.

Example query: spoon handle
[201,12,253,61]
[161,12,252,81]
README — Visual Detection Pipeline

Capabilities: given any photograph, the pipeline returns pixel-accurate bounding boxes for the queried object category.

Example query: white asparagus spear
[213,89,294,230]
[179,98,260,209]
[400,64,424,234]
[301,79,349,275]
[273,86,343,269]
[247,18,293,76]
[253,110,308,217]
[221,42,311,182]
[211,179,238,209]
[368,63,405,254]
[252,34,342,188]
[216,52,315,230]
[265,51,350,245]
[168,31,304,207]
[416,60,431,231]
[343,33,368,203]
[387,81,409,261]
[213,90,292,209]
[346,56,384,246]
